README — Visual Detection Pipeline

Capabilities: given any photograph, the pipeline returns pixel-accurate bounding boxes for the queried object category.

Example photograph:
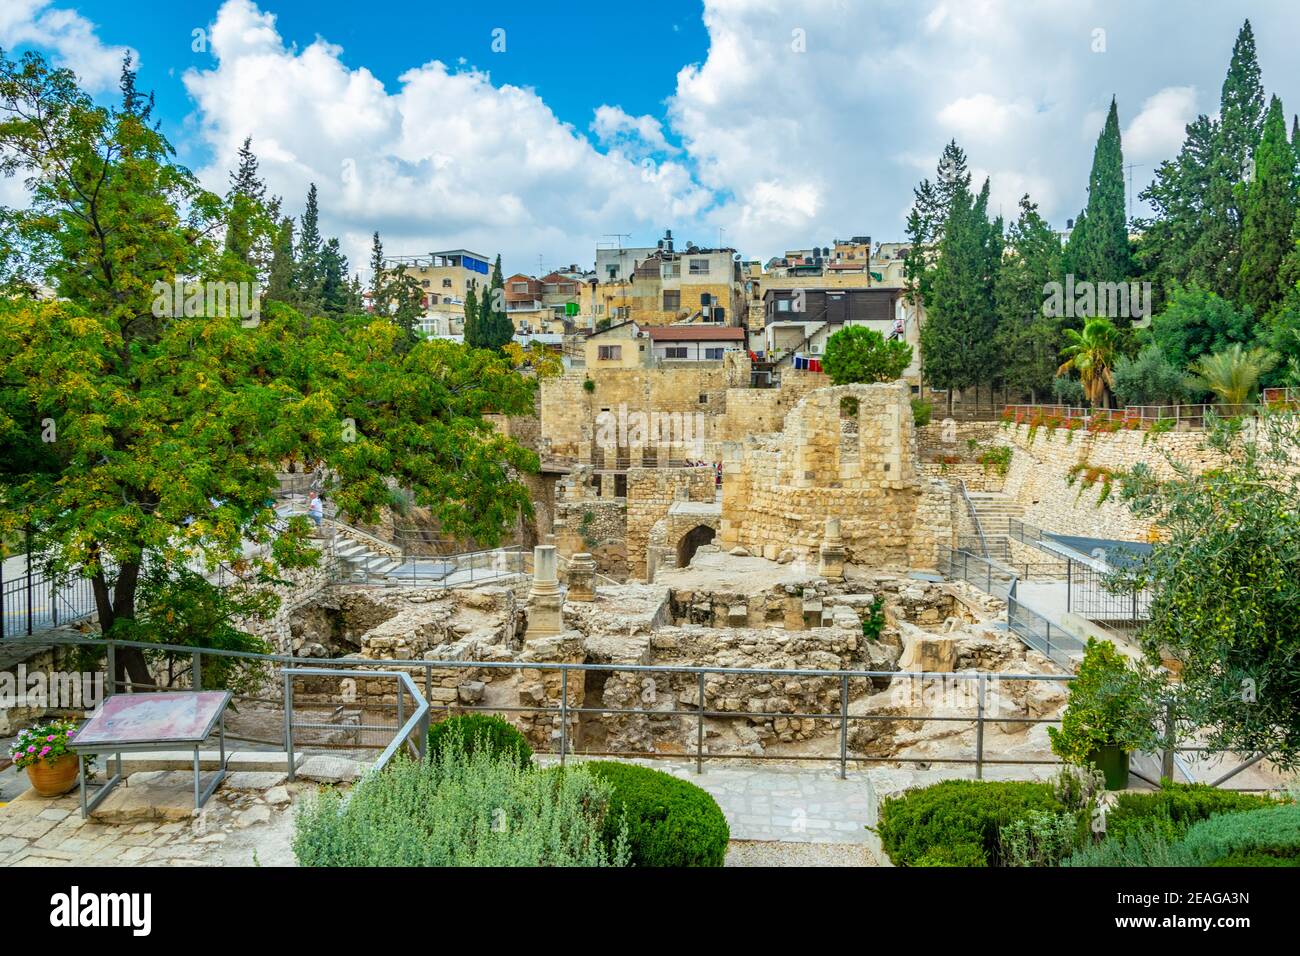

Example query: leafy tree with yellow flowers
[0,51,538,688]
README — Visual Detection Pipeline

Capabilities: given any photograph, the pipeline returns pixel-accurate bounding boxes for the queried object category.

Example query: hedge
[588,762,730,867]
[1063,803,1299,867]
[876,779,1066,867]
[1105,783,1274,844]
[427,714,533,768]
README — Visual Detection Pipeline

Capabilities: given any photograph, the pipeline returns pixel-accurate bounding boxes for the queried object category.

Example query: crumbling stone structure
[719,382,952,570]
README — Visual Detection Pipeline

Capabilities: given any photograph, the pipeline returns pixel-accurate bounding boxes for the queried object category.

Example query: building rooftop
[647,326,747,341]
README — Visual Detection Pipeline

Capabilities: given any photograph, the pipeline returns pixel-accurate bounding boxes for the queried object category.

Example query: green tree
[1111,344,1189,406]
[1238,96,1297,318]
[995,195,1064,400]
[463,283,481,347]
[1056,317,1121,408]
[1066,97,1132,289]
[821,326,913,384]
[1186,344,1277,407]
[1150,284,1252,369]
[0,50,538,688]
[222,136,278,283]
[920,177,1002,408]
[264,216,295,306]
[905,140,971,305]
[477,253,512,350]
[294,182,324,314]
[1115,412,1300,767]
[1189,20,1266,299]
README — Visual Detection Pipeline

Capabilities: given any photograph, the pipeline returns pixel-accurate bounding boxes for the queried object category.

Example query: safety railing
[957,480,989,559]
[1006,595,1084,671]
[2,633,1277,789]
[938,548,1019,602]
[1,565,98,638]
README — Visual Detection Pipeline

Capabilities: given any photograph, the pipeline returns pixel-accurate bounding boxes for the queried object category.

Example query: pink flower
[26,745,37,753]
[39,746,51,756]
[46,735,55,742]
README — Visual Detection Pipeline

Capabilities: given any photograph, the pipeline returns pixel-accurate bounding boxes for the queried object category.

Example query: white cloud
[1124,86,1198,161]
[182,0,713,276]
[0,0,135,92]
[937,95,1033,143]
[591,105,677,157]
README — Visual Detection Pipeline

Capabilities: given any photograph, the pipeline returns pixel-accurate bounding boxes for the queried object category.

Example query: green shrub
[1048,638,1162,769]
[876,779,1065,867]
[860,596,886,642]
[910,398,933,427]
[427,714,533,768]
[914,843,987,867]
[293,745,627,866]
[1064,802,1300,868]
[588,762,730,867]
[1105,783,1274,844]
[999,808,1086,867]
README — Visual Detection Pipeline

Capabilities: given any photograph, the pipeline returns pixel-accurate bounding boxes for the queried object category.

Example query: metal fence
[1,565,98,638]
[1002,402,1273,429]
[1,633,1275,789]
[938,548,1019,602]
[1006,595,1085,671]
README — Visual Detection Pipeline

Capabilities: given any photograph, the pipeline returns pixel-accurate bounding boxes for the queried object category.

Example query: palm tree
[1187,344,1277,409]
[1056,318,1121,408]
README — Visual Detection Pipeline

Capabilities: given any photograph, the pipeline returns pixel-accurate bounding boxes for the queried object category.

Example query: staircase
[330,535,405,583]
[958,492,1024,563]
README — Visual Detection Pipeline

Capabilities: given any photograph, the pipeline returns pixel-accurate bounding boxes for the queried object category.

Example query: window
[704,347,725,360]
[664,346,688,359]
[663,290,681,310]
[688,258,710,275]
[421,279,430,287]
[700,292,711,306]
[607,266,619,279]
[512,282,529,293]
[698,393,708,403]
[598,345,622,361]
[777,299,792,312]
[442,279,452,288]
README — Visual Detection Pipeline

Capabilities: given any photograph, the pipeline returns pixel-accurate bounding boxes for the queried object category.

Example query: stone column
[526,545,563,638]
[818,517,846,581]
[567,552,597,601]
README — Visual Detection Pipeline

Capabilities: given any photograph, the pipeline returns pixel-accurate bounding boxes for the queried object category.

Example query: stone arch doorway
[676,524,716,568]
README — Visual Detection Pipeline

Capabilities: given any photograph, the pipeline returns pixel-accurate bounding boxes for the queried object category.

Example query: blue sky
[6,1,1300,278]
[62,0,710,170]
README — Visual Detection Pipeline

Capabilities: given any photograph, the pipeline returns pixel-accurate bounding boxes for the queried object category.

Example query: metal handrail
[1,632,1275,788]
[282,666,429,778]
[958,479,989,559]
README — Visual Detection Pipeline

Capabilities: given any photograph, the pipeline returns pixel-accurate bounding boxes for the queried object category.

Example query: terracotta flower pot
[26,754,79,797]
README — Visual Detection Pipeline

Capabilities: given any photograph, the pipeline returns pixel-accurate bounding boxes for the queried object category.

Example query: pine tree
[905,140,972,302]
[319,237,350,317]
[1067,97,1132,289]
[1137,115,1216,308]
[223,136,269,275]
[1239,96,1296,319]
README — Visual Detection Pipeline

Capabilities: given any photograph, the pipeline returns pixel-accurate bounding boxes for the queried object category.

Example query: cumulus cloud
[591,105,678,157]
[1124,86,1199,161]
[0,0,135,92]
[182,0,712,274]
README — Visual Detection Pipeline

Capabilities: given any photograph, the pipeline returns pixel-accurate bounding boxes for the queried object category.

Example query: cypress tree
[368,231,385,314]
[1239,96,1296,319]
[481,254,512,349]
[295,183,324,314]
[995,195,1065,401]
[463,284,480,347]
[1068,97,1132,289]
[265,216,295,305]
[1189,20,1265,298]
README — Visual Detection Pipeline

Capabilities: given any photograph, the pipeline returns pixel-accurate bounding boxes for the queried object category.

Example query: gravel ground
[724,840,878,867]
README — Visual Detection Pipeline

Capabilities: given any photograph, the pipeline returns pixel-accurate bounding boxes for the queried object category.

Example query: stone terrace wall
[997,423,1223,541]
[720,382,950,570]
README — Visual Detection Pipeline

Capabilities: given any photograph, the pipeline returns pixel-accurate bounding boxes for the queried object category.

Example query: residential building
[377,249,491,336]
[583,320,650,369]
[590,230,744,328]
[761,286,922,383]
[648,326,747,364]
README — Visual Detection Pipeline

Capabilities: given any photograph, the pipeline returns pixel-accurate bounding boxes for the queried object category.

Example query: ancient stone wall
[625,466,718,579]
[720,382,950,570]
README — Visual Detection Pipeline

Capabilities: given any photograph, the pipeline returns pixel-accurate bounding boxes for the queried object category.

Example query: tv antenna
[1125,163,1145,220]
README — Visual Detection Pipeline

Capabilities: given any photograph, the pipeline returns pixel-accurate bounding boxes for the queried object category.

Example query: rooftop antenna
[1124,163,1145,220]
[603,233,631,252]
